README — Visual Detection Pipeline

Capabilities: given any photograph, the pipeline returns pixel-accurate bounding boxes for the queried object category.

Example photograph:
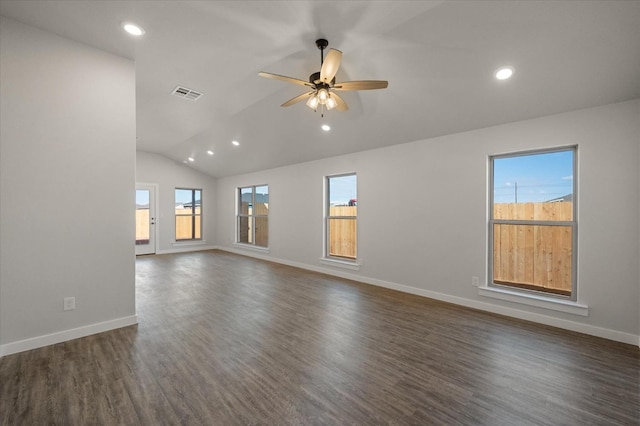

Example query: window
[326,174,357,260]
[237,185,269,247]
[175,188,202,240]
[490,147,576,298]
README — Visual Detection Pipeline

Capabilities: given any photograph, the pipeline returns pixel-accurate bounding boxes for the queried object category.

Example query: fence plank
[329,206,357,258]
[494,222,572,294]
[493,202,573,294]
[135,209,150,241]
[494,201,572,221]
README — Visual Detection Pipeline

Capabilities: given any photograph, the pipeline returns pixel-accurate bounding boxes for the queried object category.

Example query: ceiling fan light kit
[259,39,388,116]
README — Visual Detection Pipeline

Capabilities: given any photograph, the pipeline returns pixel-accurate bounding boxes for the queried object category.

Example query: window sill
[319,257,361,271]
[232,243,270,254]
[478,286,589,316]
[171,240,206,247]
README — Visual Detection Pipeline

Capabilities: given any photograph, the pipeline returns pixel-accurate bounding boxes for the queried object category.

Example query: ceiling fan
[259,39,388,115]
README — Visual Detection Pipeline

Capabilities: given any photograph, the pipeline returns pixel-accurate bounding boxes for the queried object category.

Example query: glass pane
[238,216,250,244]
[136,189,150,244]
[328,218,356,259]
[175,189,201,212]
[194,216,201,239]
[255,217,268,247]
[493,223,572,296]
[175,189,192,206]
[176,216,194,240]
[328,174,357,217]
[254,185,269,216]
[240,187,253,215]
[493,150,573,221]
[194,189,202,206]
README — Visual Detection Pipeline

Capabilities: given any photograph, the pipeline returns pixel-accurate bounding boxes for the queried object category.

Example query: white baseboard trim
[0,315,138,357]
[216,246,640,347]
[156,245,218,255]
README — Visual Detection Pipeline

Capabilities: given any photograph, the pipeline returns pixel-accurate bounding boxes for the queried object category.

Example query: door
[136,184,157,255]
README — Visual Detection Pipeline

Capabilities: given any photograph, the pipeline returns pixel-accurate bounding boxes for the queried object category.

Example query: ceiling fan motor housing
[309,71,335,86]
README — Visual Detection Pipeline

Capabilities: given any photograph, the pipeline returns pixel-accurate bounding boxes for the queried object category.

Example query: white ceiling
[2,1,639,178]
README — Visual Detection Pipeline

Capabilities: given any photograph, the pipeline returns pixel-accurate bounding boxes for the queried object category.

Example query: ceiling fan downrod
[316,38,329,66]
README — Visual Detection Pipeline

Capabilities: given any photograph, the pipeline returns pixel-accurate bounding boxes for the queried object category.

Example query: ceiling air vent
[171,86,203,101]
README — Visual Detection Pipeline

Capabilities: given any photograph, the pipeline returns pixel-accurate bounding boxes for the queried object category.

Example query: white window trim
[479,285,589,316]
[172,239,208,247]
[319,257,361,271]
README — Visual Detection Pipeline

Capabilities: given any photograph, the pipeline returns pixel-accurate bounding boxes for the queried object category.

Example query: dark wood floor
[1,250,638,425]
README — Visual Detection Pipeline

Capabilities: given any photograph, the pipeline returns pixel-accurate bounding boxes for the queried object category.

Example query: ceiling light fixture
[259,39,388,117]
[188,157,195,162]
[495,66,514,80]
[321,124,331,131]
[122,22,145,36]
[306,95,319,110]
[306,88,337,113]
[232,140,240,146]
[207,150,214,155]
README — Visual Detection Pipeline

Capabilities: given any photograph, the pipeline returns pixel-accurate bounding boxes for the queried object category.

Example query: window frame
[175,187,202,241]
[325,173,357,262]
[236,184,269,248]
[488,146,577,301]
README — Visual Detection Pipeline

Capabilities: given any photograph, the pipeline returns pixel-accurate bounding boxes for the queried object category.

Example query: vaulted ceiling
[2,1,639,178]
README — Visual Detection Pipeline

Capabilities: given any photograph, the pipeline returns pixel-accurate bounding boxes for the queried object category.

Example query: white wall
[136,151,217,253]
[0,17,137,355]
[216,99,640,344]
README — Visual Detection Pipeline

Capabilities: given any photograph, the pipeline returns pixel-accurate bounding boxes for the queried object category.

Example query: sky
[136,189,149,205]
[493,150,573,203]
[329,174,357,204]
[175,189,202,204]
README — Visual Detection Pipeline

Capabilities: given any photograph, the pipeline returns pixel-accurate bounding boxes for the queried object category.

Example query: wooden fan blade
[281,91,314,107]
[258,72,314,87]
[333,80,388,91]
[331,92,349,112]
[320,49,342,83]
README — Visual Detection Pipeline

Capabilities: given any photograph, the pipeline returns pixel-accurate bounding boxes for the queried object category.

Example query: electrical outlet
[63,297,75,311]
[471,276,480,287]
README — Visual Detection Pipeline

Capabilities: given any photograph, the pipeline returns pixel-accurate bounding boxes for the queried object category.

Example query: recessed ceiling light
[207,150,214,155]
[495,66,514,80]
[122,22,145,36]
[232,140,240,146]
[188,157,195,162]
[321,124,331,131]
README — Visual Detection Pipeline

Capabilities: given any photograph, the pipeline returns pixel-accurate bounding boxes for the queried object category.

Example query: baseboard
[217,246,640,347]
[0,315,138,357]
[156,244,218,255]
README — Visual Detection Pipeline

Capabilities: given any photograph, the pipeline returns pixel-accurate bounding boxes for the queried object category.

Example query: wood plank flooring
[1,250,638,425]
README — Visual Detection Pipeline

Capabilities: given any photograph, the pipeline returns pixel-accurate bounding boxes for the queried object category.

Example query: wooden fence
[238,203,269,246]
[494,201,572,221]
[135,207,201,242]
[493,201,572,295]
[328,206,357,259]
[136,209,150,242]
